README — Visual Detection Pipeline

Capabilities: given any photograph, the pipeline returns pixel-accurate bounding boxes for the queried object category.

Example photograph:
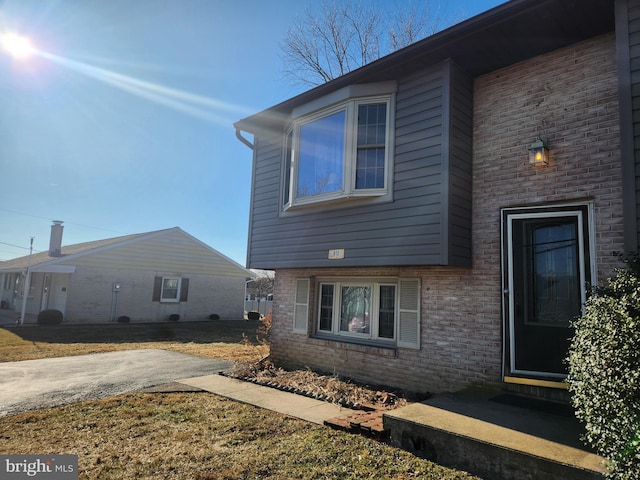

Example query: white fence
[244,300,273,317]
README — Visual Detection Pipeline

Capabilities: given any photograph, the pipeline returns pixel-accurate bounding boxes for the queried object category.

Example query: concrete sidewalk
[177,374,355,425]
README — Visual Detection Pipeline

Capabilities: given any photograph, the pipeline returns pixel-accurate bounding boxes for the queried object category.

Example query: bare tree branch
[281,0,460,87]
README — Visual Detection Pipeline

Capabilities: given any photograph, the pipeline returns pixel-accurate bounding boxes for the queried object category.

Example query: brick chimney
[49,220,64,257]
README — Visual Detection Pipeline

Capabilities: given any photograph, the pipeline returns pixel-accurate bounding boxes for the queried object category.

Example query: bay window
[283,95,392,209]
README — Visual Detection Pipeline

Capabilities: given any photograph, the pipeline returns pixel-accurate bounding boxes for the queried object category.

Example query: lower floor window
[152,276,189,303]
[161,278,181,301]
[318,280,396,341]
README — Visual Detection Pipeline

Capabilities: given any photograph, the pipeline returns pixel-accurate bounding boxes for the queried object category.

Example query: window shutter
[293,278,310,333]
[397,278,420,349]
[152,276,162,302]
[180,278,189,302]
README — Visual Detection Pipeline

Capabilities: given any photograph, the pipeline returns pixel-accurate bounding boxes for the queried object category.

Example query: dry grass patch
[0,321,268,363]
[0,320,481,478]
[0,392,479,479]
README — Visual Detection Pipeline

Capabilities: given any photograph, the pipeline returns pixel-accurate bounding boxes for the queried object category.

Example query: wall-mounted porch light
[528,137,549,166]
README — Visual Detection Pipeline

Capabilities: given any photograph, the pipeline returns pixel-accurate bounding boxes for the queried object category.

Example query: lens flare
[1,32,36,59]
[39,51,256,125]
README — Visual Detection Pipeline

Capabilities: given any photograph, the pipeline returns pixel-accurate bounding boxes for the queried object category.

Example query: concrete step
[383,389,606,480]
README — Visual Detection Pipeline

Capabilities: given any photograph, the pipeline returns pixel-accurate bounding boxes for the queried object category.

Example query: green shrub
[247,310,261,321]
[567,254,640,479]
[209,314,220,320]
[37,309,63,325]
[117,315,130,323]
[169,314,180,322]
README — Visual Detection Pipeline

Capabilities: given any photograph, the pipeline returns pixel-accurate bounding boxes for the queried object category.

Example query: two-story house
[234,0,638,399]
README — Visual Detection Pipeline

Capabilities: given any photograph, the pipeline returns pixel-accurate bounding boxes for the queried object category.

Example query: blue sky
[0,0,505,265]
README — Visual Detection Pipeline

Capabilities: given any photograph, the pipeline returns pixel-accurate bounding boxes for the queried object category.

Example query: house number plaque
[328,249,345,260]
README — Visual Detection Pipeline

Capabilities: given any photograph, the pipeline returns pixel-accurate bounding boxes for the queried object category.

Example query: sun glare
[1,32,36,59]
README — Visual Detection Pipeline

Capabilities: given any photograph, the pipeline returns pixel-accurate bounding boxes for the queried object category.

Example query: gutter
[235,128,254,150]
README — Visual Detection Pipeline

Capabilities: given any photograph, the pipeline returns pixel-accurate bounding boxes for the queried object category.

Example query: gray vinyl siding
[629,0,640,248]
[445,61,473,265]
[247,61,473,270]
[618,0,640,252]
[630,0,640,250]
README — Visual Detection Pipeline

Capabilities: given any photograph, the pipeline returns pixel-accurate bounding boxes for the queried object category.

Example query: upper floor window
[283,95,392,210]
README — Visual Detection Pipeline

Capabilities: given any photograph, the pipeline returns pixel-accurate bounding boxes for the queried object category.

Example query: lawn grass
[0,321,480,479]
[0,320,268,363]
[1,393,478,479]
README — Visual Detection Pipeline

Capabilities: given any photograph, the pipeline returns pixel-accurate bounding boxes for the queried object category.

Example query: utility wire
[0,208,127,235]
[0,240,33,250]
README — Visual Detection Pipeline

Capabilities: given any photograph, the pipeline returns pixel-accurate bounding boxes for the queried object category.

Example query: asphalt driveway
[0,349,232,417]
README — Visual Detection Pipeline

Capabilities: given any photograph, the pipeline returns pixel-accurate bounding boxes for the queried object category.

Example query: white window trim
[282,93,395,212]
[160,277,181,303]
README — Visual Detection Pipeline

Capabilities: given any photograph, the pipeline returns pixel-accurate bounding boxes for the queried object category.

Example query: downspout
[235,128,254,150]
[235,125,256,277]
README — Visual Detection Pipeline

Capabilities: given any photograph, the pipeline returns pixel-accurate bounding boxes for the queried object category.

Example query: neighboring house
[234,0,639,398]
[0,222,252,323]
[244,269,275,316]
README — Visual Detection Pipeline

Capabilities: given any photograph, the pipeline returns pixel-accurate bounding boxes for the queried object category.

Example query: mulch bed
[228,357,429,438]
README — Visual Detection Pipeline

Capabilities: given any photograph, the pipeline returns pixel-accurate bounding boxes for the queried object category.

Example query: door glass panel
[523,219,580,327]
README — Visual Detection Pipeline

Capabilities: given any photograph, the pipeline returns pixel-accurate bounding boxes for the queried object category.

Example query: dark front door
[503,206,592,380]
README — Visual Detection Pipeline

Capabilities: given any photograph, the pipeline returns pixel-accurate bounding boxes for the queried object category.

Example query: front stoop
[383,394,606,480]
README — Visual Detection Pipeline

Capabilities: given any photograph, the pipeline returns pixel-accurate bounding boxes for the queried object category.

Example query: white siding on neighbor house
[65,266,246,323]
[56,229,248,277]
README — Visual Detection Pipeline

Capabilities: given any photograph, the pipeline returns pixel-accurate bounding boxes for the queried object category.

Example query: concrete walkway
[177,374,355,425]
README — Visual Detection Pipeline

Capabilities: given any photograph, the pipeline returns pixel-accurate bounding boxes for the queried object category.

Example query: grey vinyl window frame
[282,91,395,212]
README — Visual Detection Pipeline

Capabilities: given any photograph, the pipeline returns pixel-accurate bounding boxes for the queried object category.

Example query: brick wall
[474,32,623,283]
[269,33,624,394]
